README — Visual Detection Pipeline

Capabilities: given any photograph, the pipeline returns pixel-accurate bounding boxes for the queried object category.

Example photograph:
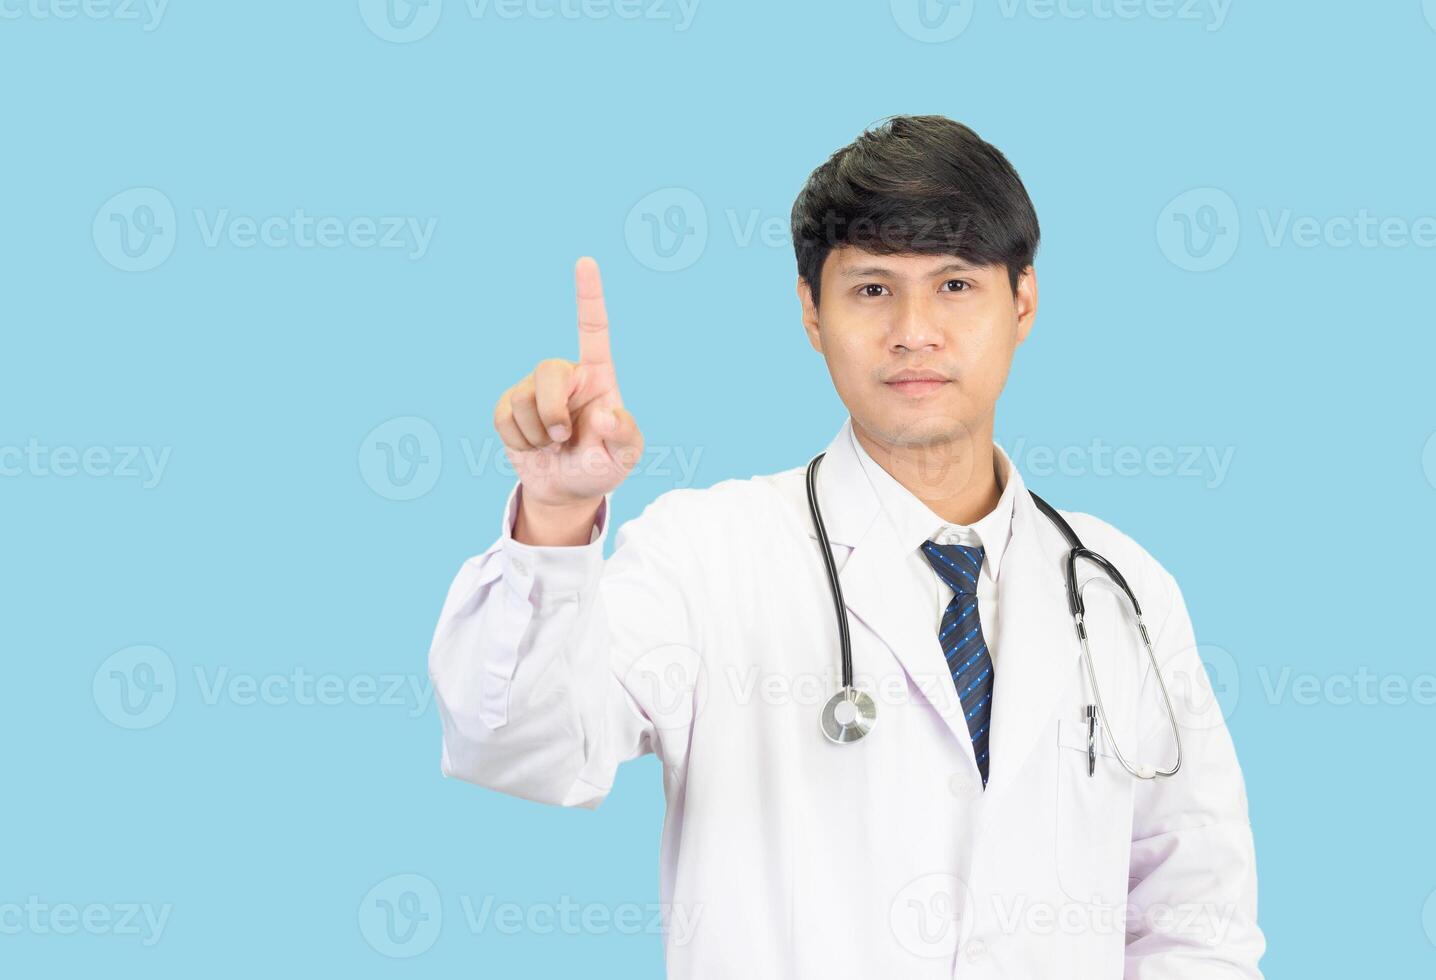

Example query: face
[798,247,1037,454]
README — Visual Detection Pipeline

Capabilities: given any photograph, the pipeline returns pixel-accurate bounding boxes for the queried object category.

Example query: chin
[860,408,979,452]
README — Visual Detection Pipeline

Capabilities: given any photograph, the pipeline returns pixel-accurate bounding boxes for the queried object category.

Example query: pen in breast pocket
[1085,704,1098,777]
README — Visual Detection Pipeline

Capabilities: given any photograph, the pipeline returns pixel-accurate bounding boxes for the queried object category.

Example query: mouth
[884,374,950,397]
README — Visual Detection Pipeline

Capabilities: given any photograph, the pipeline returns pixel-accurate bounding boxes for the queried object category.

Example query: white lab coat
[428,417,1265,979]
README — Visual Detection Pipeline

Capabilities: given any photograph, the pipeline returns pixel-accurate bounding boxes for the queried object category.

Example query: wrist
[513,485,603,546]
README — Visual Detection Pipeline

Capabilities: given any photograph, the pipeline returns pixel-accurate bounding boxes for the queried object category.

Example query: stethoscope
[807,452,1183,780]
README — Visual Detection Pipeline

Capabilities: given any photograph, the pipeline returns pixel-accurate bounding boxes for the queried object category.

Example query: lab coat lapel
[807,421,976,755]
[982,470,1083,797]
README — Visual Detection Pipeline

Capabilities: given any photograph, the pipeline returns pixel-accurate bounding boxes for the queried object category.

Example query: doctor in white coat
[430,116,1265,978]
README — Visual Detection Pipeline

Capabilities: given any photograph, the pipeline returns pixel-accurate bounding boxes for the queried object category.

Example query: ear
[1013,265,1038,346]
[797,277,822,353]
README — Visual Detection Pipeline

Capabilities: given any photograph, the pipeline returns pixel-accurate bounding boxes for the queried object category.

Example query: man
[429,114,1265,977]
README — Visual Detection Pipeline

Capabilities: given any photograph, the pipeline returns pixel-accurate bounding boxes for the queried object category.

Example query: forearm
[1123,569,1266,977]
[428,481,698,810]
[428,494,611,806]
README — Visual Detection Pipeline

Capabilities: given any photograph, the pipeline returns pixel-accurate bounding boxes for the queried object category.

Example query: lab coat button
[949,772,975,796]
[965,938,988,961]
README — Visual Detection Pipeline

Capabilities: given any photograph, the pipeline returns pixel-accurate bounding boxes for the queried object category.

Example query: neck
[851,416,1002,526]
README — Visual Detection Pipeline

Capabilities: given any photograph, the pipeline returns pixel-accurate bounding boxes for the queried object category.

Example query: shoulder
[619,461,809,541]
[1038,500,1185,627]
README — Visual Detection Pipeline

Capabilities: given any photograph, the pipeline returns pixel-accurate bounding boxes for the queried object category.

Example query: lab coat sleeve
[427,479,700,810]
[1123,567,1266,979]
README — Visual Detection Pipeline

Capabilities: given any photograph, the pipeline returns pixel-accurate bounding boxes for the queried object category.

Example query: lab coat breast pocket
[1054,715,1135,909]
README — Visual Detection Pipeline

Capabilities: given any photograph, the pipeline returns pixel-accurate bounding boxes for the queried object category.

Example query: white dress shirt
[846,425,1018,664]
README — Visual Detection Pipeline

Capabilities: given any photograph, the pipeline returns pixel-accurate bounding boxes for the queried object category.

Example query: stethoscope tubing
[806,454,854,690]
[805,450,1183,778]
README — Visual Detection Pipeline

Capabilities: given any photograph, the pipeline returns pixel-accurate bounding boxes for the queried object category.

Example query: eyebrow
[837,261,977,279]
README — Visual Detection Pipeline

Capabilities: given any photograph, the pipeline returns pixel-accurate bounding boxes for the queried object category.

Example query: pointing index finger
[575,256,612,366]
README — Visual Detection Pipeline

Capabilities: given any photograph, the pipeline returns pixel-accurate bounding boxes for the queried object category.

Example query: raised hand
[493,257,644,527]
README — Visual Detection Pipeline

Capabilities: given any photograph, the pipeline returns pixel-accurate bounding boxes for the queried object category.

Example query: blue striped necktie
[920,541,994,788]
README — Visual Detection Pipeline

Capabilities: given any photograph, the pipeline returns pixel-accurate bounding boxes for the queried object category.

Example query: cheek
[967,337,1017,403]
[819,322,873,375]
[959,311,1016,364]
[916,323,1008,410]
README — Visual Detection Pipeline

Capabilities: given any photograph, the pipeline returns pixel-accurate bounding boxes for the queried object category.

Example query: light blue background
[4,0,1435,975]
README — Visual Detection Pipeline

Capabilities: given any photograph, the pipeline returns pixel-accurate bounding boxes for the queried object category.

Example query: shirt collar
[846,420,1018,580]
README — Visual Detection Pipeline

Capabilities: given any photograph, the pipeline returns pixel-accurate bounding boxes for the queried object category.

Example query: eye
[941,279,971,293]
[858,283,891,298]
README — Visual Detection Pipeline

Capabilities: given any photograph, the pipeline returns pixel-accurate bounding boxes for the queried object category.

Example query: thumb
[570,361,620,415]
[599,404,643,470]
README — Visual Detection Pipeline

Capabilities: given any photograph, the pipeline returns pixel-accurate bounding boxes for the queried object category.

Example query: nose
[888,295,942,353]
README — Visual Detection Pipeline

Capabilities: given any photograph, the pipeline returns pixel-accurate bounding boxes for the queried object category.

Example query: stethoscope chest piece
[821,687,877,744]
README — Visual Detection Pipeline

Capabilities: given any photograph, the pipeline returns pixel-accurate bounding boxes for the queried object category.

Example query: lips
[884,371,950,396]
[886,378,948,396]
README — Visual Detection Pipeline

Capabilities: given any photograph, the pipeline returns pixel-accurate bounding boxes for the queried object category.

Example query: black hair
[790,114,1040,306]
